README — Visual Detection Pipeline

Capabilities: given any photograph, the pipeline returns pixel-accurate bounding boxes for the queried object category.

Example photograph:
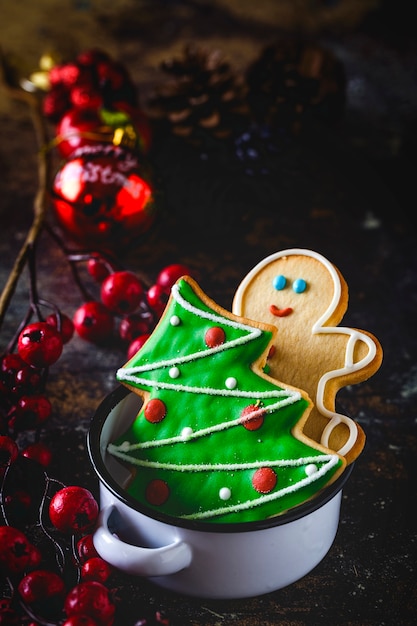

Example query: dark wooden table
[1,2,416,625]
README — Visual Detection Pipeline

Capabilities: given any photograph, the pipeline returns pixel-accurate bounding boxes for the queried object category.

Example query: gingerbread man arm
[315,328,380,457]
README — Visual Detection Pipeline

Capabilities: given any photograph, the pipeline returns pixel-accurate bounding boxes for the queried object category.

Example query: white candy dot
[225,377,237,390]
[169,366,180,378]
[170,315,181,326]
[305,463,318,476]
[119,441,131,451]
[181,427,193,440]
[219,487,231,501]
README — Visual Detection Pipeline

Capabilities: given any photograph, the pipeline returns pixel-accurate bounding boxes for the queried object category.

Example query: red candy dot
[267,345,276,359]
[145,479,170,506]
[240,404,265,431]
[204,326,225,348]
[252,468,277,494]
[144,398,167,423]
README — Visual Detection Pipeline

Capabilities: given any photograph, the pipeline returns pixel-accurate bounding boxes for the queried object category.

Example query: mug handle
[93,505,193,577]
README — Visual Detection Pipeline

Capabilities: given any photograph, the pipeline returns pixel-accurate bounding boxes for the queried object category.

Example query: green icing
[110,277,343,523]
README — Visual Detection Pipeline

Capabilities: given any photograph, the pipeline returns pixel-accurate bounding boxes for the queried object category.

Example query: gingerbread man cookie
[232,249,383,464]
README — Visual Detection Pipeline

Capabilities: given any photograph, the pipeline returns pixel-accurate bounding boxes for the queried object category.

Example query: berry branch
[43,223,120,303]
[0,45,187,624]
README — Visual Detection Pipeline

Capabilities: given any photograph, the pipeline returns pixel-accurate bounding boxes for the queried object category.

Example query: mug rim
[87,385,354,534]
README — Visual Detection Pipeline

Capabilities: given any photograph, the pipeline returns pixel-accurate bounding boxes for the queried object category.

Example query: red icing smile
[269,304,293,317]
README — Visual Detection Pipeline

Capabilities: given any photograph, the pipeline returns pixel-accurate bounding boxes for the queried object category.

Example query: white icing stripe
[107,447,337,472]
[180,455,341,520]
[119,330,260,375]
[117,374,300,401]
[321,415,358,457]
[108,392,300,451]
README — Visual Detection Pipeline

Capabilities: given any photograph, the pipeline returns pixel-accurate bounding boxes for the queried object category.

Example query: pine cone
[246,39,346,134]
[148,44,250,141]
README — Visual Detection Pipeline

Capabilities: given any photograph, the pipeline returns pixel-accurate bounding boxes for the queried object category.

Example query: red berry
[42,86,71,122]
[49,486,99,533]
[0,435,19,470]
[127,333,151,360]
[0,526,38,574]
[81,557,112,583]
[146,284,169,316]
[87,258,112,282]
[73,302,114,344]
[70,85,103,110]
[18,321,63,367]
[15,394,52,428]
[76,534,99,564]
[21,441,53,467]
[46,312,75,343]
[47,65,63,87]
[13,364,43,395]
[49,62,82,88]
[64,581,116,626]
[1,353,26,376]
[100,271,144,315]
[156,264,191,293]
[119,314,151,343]
[18,569,65,604]
[2,356,44,399]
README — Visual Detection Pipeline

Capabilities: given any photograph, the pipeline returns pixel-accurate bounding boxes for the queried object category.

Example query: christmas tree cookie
[109,276,345,523]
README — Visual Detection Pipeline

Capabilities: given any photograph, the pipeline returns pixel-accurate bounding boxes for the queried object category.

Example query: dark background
[1,1,416,624]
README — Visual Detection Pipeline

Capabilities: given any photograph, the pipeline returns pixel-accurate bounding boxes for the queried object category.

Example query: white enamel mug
[87,386,353,599]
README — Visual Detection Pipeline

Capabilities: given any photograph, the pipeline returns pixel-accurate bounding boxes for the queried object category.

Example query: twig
[44,223,121,301]
[0,47,52,329]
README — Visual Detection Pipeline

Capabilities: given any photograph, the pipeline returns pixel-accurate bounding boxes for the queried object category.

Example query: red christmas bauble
[55,107,103,159]
[55,105,152,159]
[51,145,156,250]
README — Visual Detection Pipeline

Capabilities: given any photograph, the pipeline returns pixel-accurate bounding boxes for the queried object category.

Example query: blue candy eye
[273,275,287,290]
[292,278,307,293]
